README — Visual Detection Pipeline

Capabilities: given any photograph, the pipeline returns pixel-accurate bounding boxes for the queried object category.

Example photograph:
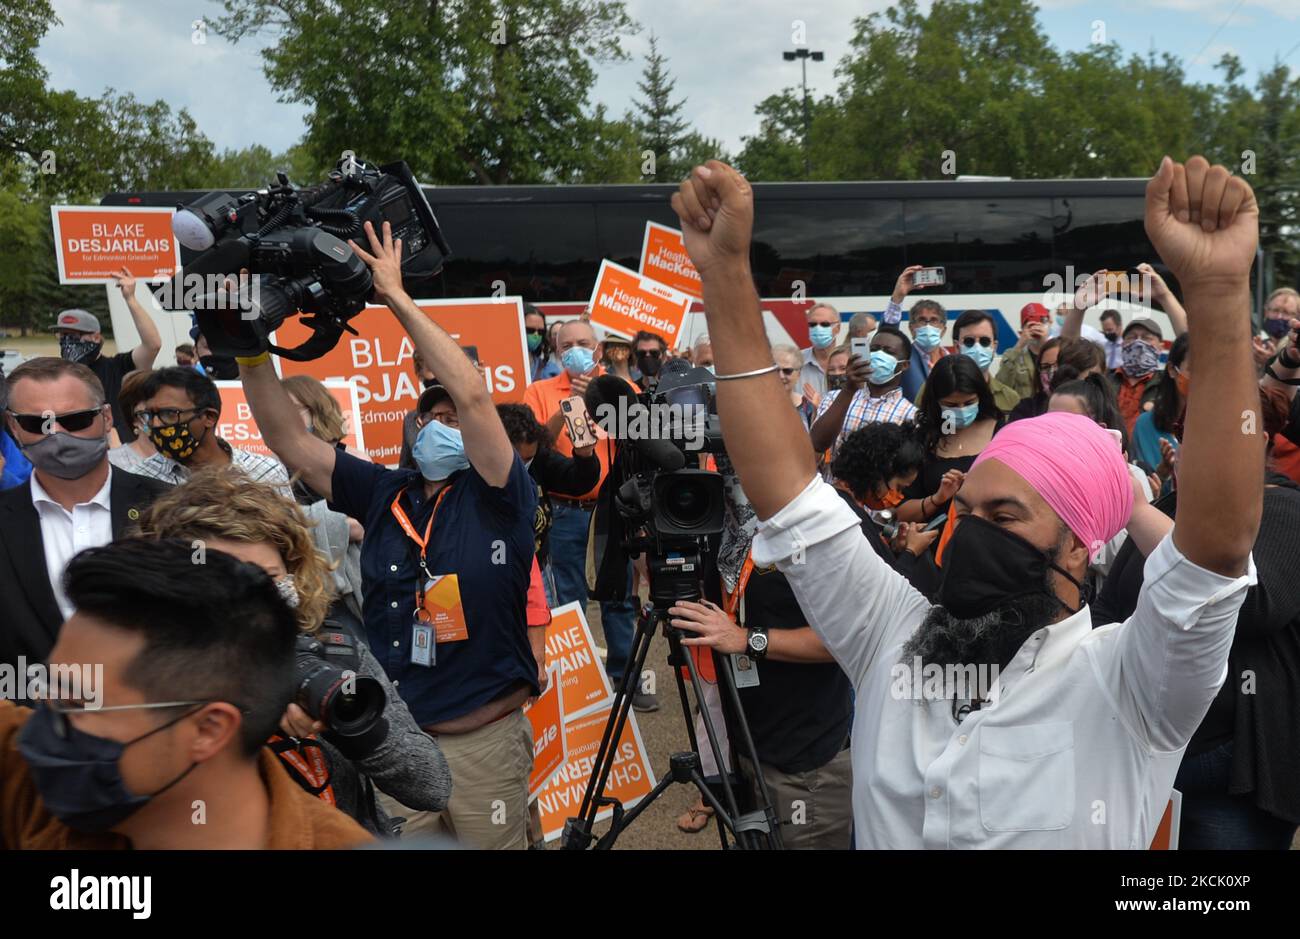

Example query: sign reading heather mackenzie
[638,221,703,299]
[586,259,693,350]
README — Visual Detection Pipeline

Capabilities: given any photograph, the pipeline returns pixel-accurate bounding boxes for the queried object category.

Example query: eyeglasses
[960,336,993,348]
[6,408,103,434]
[525,328,545,336]
[138,407,204,427]
[637,349,663,359]
[44,698,211,740]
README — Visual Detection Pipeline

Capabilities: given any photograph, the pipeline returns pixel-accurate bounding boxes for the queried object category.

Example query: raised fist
[671,162,754,277]
[1144,156,1258,290]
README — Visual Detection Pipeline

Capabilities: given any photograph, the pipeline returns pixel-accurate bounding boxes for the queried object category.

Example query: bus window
[1052,196,1162,286]
[903,198,1054,294]
[433,202,600,300]
[749,198,905,300]
[594,199,684,273]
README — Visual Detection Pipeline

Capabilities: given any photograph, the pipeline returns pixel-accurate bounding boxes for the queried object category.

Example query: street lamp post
[783,48,824,179]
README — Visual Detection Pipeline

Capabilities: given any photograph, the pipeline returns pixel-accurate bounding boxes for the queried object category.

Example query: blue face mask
[868,350,901,386]
[913,325,942,352]
[941,403,980,430]
[562,346,595,377]
[808,325,835,349]
[413,420,470,482]
[961,342,995,371]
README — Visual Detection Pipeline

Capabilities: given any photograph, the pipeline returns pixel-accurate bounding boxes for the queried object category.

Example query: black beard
[902,556,1066,675]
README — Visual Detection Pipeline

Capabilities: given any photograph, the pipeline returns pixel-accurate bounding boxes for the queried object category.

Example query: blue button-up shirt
[329,450,539,726]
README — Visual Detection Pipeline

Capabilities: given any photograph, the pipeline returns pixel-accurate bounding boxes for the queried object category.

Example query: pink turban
[972,411,1133,561]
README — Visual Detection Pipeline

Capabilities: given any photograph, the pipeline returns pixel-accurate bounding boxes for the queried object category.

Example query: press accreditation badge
[411,620,436,667]
[728,653,760,688]
[421,574,469,643]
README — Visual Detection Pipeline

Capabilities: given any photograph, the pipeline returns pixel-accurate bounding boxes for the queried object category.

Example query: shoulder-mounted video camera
[154,157,450,362]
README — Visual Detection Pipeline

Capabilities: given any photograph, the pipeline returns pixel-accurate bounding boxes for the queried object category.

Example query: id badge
[411,618,436,667]
[728,653,760,688]
[421,574,469,643]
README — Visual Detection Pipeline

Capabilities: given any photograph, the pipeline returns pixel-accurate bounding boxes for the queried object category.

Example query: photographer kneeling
[137,470,451,836]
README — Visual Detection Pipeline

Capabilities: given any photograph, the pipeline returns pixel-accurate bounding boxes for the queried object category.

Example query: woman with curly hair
[136,469,451,837]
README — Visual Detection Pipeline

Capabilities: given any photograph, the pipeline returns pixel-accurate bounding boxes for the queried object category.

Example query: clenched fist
[671,161,754,276]
[1144,156,1258,291]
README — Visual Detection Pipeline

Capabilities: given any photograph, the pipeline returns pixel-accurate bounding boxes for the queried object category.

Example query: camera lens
[664,478,708,528]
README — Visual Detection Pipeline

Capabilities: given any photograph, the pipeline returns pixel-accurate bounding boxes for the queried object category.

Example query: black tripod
[561,553,784,850]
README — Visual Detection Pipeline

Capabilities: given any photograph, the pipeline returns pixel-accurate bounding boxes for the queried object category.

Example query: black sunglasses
[525,327,545,336]
[7,408,103,434]
[637,349,663,359]
[960,336,993,348]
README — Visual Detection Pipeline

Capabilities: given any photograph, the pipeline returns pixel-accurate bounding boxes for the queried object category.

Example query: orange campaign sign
[274,297,530,466]
[544,602,613,720]
[51,206,180,284]
[213,379,367,459]
[587,259,693,349]
[523,667,567,801]
[535,706,656,842]
[639,221,702,299]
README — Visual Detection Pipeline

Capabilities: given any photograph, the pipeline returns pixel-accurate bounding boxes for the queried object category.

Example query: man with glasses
[918,309,1020,413]
[0,358,166,673]
[631,329,669,393]
[880,266,950,403]
[0,538,372,848]
[132,367,291,497]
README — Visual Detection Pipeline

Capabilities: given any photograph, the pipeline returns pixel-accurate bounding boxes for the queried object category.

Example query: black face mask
[18,702,200,832]
[636,352,662,377]
[422,377,439,389]
[1103,331,1120,343]
[938,514,1082,620]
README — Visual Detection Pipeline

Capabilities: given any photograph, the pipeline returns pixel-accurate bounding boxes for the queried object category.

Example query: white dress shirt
[30,468,115,620]
[135,438,293,499]
[752,475,1256,849]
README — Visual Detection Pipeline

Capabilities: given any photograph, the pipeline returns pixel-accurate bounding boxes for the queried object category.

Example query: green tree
[216,0,637,185]
[631,34,689,180]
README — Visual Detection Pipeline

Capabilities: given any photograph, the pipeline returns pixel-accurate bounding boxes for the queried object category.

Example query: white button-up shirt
[30,468,115,620]
[752,475,1256,849]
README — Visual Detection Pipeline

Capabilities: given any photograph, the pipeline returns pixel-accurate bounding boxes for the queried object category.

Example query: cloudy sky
[39,0,1300,159]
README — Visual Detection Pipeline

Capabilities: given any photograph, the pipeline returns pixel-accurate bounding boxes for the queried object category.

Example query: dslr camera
[156,156,450,361]
[294,628,387,749]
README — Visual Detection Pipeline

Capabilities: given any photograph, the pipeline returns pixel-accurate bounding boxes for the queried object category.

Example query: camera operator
[136,470,451,836]
[238,221,538,850]
[133,367,292,497]
[1,538,372,849]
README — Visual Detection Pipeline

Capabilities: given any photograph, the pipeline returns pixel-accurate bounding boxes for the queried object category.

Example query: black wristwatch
[746,624,769,661]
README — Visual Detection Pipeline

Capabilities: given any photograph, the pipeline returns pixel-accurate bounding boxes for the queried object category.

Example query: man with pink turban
[670,154,1263,848]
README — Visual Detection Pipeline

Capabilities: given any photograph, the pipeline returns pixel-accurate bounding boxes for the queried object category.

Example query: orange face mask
[864,488,905,510]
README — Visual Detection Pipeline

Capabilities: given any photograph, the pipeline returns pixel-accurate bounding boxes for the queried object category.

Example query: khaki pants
[738,747,854,850]
[379,708,533,850]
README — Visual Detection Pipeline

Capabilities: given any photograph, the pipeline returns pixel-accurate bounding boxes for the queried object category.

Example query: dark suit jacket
[0,469,167,670]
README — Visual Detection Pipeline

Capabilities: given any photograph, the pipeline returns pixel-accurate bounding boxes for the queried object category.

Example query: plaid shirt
[135,437,293,498]
[815,386,917,459]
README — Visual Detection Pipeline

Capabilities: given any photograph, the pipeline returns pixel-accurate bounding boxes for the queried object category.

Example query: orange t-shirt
[522,367,639,502]
[1272,433,1300,485]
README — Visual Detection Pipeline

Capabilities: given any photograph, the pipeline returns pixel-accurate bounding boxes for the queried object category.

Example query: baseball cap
[1122,318,1164,342]
[56,309,101,333]
[417,383,453,415]
[1019,303,1050,326]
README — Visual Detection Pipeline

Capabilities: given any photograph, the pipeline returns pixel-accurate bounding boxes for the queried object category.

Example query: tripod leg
[712,645,786,850]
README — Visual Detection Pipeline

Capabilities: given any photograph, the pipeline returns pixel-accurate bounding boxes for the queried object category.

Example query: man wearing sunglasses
[132,367,291,497]
[0,539,371,849]
[917,310,1020,413]
[631,329,670,393]
[0,358,167,674]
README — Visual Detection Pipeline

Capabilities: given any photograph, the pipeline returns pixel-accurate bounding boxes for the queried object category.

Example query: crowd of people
[0,154,1297,852]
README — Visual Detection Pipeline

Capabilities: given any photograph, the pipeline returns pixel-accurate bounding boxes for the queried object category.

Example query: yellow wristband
[235,351,272,368]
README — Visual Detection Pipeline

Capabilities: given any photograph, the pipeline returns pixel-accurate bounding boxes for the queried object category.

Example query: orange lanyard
[391,484,453,589]
[723,552,755,619]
